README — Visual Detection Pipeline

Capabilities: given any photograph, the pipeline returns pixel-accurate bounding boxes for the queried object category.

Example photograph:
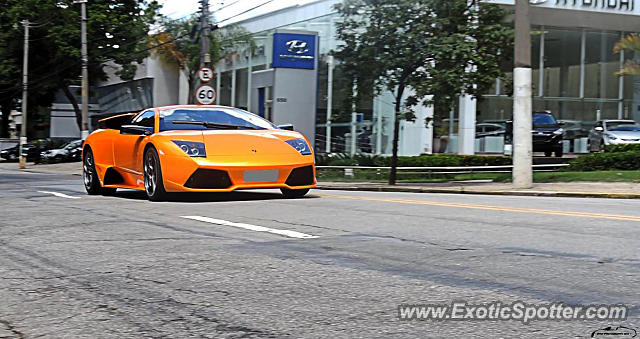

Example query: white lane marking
[181,216,318,239]
[37,191,81,199]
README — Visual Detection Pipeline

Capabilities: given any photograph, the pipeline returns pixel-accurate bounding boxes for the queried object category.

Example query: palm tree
[614,34,640,76]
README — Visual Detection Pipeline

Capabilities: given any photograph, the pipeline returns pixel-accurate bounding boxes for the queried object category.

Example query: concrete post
[513,0,533,189]
[19,20,29,169]
[458,94,476,155]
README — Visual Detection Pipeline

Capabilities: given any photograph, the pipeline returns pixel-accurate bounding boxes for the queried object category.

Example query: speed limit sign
[195,84,217,105]
[198,66,214,83]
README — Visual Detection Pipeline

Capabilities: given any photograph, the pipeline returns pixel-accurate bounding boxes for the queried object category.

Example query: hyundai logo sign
[286,40,309,54]
[273,33,316,69]
[529,0,547,4]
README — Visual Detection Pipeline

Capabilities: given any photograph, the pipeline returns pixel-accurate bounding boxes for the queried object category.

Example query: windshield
[159,108,276,131]
[533,113,558,126]
[607,121,636,131]
[609,125,640,132]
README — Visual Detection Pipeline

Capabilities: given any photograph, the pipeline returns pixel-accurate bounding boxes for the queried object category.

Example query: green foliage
[154,17,253,103]
[333,0,512,184]
[603,144,640,153]
[315,153,512,167]
[0,0,160,132]
[568,151,640,171]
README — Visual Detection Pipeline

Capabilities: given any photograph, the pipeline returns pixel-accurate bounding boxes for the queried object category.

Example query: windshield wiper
[171,120,260,130]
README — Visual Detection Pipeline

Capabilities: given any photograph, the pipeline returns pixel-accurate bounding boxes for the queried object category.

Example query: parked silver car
[588,120,640,152]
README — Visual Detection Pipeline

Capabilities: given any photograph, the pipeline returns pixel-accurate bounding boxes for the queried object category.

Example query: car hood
[607,131,640,139]
[201,130,306,156]
[532,126,561,133]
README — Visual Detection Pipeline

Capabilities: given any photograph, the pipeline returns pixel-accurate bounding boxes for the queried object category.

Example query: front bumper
[532,134,562,151]
[606,138,640,145]
[160,155,316,192]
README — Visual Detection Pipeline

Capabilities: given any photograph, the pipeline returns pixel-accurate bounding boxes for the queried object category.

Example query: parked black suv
[532,112,564,157]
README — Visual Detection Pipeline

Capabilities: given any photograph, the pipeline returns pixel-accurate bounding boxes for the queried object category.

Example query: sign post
[194,66,216,105]
[194,84,217,105]
[198,66,214,83]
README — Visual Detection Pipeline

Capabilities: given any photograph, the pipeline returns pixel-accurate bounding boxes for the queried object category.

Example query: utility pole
[200,0,211,67]
[19,20,29,169]
[74,0,90,140]
[512,0,533,189]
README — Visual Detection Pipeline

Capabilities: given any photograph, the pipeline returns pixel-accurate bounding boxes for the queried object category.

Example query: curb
[316,185,640,199]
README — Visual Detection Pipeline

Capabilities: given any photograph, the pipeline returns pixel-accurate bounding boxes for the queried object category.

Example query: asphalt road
[0,167,638,338]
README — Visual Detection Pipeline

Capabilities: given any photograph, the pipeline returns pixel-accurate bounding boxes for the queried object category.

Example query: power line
[216,0,275,25]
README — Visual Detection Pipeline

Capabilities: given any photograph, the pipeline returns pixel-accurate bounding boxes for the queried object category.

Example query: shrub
[568,151,640,171]
[315,153,512,167]
[603,144,640,153]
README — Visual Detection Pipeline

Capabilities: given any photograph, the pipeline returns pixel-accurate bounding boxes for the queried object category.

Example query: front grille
[285,165,314,187]
[184,169,232,189]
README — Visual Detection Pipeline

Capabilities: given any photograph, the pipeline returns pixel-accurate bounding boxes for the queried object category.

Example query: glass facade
[479,26,637,128]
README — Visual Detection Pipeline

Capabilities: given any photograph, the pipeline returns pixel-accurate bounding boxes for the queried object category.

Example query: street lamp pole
[74,0,89,140]
[19,20,29,169]
[512,0,533,188]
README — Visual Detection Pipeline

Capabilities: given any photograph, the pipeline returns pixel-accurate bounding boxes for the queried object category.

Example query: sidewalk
[317,181,640,199]
[3,161,640,199]
[0,161,82,176]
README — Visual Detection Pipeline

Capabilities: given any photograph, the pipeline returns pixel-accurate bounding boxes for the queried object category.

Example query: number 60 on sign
[195,84,216,105]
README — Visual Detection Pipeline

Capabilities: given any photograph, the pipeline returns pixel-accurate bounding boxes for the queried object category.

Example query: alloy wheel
[144,152,156,196]
[83,152,93,189]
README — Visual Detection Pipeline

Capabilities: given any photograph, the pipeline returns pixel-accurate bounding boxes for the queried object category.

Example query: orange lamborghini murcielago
[82,105,316,201]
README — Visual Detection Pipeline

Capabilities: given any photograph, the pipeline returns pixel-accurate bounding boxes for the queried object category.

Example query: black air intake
[285,166,314,187]
[184,169,232,189]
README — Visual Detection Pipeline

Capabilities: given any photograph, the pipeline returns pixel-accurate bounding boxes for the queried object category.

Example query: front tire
[554,149,563,157]
[144,146,167,201]
[280,188,309,199]
[83,148,117,195]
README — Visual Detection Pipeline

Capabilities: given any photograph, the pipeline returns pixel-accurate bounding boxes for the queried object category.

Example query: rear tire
[144,146,167,202]
[280,188,309,199]
[83,148,116,196]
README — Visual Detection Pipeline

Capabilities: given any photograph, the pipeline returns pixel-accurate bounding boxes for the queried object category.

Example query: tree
[152,16,253,103]
[0,0,160,136]
[615,34,640,76]
[334,0,512,185]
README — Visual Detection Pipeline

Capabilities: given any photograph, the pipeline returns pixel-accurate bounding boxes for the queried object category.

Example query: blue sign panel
[272,33,316,70]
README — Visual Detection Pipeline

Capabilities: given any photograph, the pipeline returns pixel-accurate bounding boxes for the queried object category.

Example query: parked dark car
[0,143,42,162]
[532,112,564,157]
[41,139,83,163]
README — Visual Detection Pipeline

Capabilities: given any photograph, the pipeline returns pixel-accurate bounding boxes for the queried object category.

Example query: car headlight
[607,134,618,140]
[172,140,206,157]
[553,128,564,135]
[285,138,312,155]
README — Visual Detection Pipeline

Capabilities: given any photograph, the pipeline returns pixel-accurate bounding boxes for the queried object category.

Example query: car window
[132,110,155,127]
[608,125,640,131]
[605,121,634,130]
[159,108,276,131]
[533,113,558,126]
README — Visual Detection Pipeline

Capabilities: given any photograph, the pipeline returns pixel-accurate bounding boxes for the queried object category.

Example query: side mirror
[278,123,294,131]
[594,126,604,132]
[558,121,565,126]
[120,125,153,136]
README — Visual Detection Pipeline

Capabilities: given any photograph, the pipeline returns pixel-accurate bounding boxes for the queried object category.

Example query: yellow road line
[321,194,640,222]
